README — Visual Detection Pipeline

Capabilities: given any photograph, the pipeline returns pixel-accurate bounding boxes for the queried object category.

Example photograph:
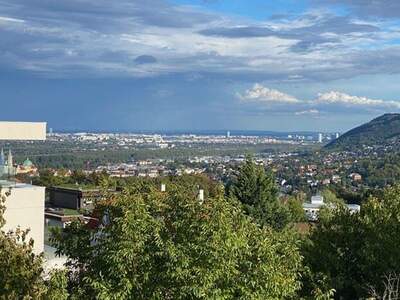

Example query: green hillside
[325,113,400,150]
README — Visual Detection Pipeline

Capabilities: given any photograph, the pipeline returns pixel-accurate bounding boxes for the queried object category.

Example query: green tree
[51,180,303,299]
[229,156,291,229]
[302,184,400,299]
[286,195,307,223]
[44,270,69,300]
[32,169,67,187]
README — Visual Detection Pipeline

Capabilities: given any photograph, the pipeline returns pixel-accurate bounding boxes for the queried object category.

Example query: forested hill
[325,113,400,150]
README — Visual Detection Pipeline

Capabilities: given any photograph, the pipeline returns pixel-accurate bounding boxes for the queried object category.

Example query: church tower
[7,149,13,167]
[7,149,15,176]
[0,148,4,166]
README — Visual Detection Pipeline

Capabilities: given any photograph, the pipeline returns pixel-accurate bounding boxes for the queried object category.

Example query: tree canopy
[51,180,303,299]
[229,156,292,229]
[302,184,400,299]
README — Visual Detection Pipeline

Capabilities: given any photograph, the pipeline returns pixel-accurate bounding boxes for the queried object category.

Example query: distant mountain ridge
[325,113,400,150]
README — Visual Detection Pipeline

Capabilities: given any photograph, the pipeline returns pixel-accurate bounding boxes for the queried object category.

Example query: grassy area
[56,183,99,190]
[63,208,81,216]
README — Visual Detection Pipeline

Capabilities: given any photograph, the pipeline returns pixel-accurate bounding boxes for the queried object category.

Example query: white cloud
[295,109,320,115]
[0,16,25,23]
[238,85,400,114]
[0,0,399,82]
[237,83,300,104]
[315,91,400,108]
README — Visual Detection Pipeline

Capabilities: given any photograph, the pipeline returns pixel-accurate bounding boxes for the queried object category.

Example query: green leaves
[52,178,302,299]
[302,184,400,299]
[229,156,292,230]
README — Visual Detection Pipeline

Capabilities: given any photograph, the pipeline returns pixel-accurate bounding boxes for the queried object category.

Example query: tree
[32,169,67,187]
[229,156,291,229]
[302,184,400,299]
[286,195,307,223]
[51,180,303,299]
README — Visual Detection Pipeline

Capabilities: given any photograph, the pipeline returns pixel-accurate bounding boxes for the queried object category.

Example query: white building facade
[2,182,45,254]
[0,121,46,254]
[303,195,361,221]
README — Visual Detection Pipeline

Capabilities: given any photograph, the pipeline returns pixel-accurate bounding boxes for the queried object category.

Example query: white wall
[2,184,45,254]
[0,122,46,140]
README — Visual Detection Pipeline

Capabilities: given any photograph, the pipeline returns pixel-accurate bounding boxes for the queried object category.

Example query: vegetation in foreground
[2,158,400,299]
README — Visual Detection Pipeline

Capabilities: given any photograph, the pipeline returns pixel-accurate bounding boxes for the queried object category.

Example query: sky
[1,0,400,132]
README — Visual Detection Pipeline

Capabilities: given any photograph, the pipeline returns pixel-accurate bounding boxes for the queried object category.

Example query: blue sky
[1,0,400,132]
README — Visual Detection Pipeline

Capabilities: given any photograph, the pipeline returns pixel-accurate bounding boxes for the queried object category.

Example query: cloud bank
[0,0,399,82]
[238,84,400,114]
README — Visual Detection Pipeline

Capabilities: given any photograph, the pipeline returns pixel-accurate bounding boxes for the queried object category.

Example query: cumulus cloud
[237,84,300,104]
[315,91,400,108]
[238,85,400,114]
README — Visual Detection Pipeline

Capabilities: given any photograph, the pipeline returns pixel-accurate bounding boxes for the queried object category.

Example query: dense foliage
[6,155,400,299]
[51,180,303,299]
[229,157,293,229]
[303,184,400,299]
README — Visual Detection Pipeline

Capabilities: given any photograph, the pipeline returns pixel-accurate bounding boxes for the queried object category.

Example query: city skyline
[1,0,400,131]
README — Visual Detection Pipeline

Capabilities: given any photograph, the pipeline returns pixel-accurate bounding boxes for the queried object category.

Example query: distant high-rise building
[335,132,340,139]
[226,131,231,138]
[49,127,53,135]
[318,133,323,143]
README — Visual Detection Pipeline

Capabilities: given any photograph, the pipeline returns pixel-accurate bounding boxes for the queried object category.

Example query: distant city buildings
[46,131,325,148]
[318,133,323,143]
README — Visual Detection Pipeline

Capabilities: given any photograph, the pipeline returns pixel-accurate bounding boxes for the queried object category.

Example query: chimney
[198,189,204,204]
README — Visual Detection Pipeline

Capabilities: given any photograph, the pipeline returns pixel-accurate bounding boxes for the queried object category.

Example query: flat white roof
[0,122,46,140]
[303,203,324,209]
[0,180,43,189]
